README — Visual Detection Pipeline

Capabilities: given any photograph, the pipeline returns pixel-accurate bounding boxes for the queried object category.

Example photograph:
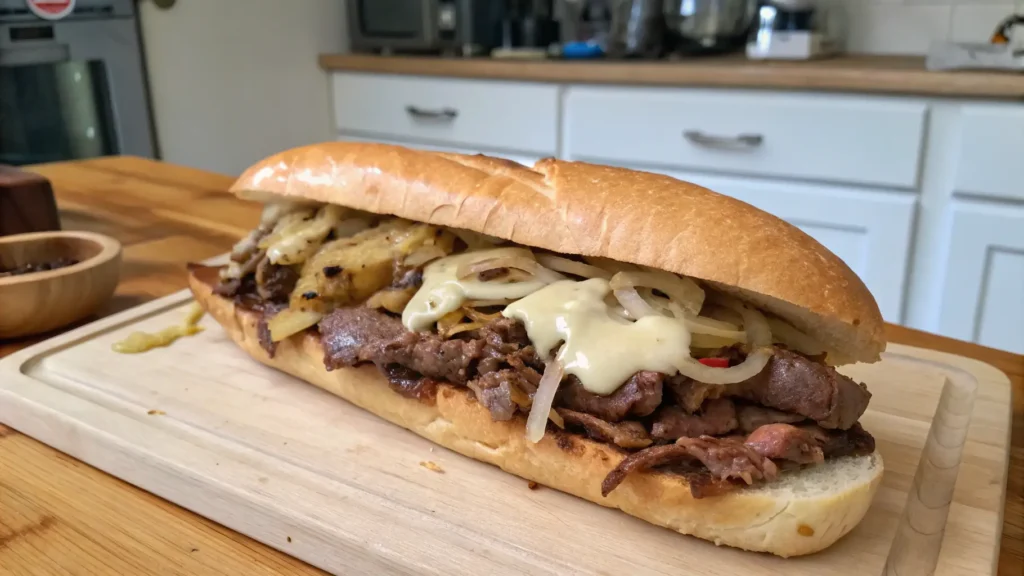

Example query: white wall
[837,0,1019,55]
[139,0,348,176]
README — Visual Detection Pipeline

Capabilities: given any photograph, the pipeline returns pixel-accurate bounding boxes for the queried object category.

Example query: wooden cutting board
[0,289,1012,576]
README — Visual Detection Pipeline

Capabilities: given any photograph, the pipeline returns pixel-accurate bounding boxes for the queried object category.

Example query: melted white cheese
[503,279,692,395]
[401,249,559,332]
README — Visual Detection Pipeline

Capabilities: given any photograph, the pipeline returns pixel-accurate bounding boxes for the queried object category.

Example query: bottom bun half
[188,270,883,558]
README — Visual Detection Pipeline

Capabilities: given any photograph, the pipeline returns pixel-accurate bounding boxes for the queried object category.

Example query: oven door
[0,18,154,166]
[0,58,116,166]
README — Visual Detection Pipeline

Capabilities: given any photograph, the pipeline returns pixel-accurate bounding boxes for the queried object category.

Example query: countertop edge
[318,53,1024,100]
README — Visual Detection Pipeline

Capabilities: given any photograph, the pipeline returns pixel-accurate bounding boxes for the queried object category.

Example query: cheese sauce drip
[401,248,559,332]
[503,279,692,395]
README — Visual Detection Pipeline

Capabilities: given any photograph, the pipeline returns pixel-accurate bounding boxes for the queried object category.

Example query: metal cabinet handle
[405,105,458,120]
[683,130,764,149]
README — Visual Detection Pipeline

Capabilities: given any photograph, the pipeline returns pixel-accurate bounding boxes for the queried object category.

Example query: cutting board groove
[0,289,1012,576]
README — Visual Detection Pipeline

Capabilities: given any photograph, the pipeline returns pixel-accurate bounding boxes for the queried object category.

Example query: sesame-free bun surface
[231,142,885,364]
[188,269,884,558]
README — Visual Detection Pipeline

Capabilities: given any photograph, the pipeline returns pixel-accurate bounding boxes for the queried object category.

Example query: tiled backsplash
[837,1,1019,55]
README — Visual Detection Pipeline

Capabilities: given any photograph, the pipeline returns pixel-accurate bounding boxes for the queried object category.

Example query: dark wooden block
[0,165,61,237]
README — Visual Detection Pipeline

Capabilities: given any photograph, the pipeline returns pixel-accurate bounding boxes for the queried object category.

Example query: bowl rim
[0,230,122,288]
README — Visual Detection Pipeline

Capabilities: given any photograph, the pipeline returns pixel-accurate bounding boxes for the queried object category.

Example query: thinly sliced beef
[255,302,288,358]
[738,348,870,430]
[468,369,537,421]
[802,422,876,459]
[650,398,738,441]
[666,376,724,414]
[255,257,298,302]
[557,371,663,422]
[558,409,653,449]
[382,364,438,404]
[745,423,823,464]
[602,436,778,497]
[736,404,806,433]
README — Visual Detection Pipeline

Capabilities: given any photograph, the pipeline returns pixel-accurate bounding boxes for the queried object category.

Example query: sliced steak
[557,409,653,449]
[802,422,876,459]
[255,302,287,358]
[745,423,824,464]
[557,371,663,422]
[255,257,298,302]
[602,435,778,497]
[469,369,536,421]
[650,398,738,441]
[736,404,806,433]
[737,348,871,430]
[320,307,410,367]
[666,376,725,414]
[382,364,438,404]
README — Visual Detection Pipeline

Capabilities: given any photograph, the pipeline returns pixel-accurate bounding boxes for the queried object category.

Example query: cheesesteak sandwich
[188,142,884,557]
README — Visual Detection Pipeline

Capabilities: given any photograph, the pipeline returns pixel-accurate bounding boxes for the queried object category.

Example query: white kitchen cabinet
[953,104,1024,202]
[651,170,917,323]
[332,73,559,157]
[937,202,1024,354]
[563,86,927,189]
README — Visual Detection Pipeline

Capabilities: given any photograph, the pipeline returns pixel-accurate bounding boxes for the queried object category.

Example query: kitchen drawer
[332,73,558,156]
[564,87,927,189]
[953,105,1024,202]
[643,168,916,322]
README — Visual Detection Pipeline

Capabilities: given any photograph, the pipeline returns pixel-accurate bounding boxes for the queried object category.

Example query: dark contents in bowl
[0,257,79,278]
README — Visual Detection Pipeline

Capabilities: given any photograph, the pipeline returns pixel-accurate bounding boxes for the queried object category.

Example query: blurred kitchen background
[1,0,1022,355]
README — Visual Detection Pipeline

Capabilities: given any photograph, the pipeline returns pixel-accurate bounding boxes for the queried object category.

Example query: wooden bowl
[0,231,121,339]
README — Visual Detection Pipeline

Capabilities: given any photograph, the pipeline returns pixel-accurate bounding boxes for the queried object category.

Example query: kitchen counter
[318,53,1024,99]
[0,156,1022,574]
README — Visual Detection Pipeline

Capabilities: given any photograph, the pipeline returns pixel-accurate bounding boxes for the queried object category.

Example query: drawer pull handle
[405,105,458,120]
[683,131,764,149]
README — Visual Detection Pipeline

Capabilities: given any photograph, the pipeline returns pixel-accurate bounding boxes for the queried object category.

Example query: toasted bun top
[231,142,885,364]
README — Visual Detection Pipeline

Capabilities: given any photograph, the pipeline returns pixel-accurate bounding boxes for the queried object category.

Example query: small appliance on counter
[346,0,506,56]
[745,0,842,60]
[662,0,758,55]
[492,0,560,59]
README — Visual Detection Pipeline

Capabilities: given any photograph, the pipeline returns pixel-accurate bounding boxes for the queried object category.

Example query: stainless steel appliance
[347,0,505,56]
[663,0,758,54]
[746,0,842,60]
[0,0,155,166]
[607,0,664,58]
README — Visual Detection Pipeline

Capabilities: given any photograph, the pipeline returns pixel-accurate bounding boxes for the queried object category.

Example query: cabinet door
[336,134,542,169]
[938,202,1024,354]
[659,171,917,323]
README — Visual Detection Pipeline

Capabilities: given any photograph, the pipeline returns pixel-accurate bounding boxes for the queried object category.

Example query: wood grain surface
[317,54,1024,100]
[0,156,1020,575]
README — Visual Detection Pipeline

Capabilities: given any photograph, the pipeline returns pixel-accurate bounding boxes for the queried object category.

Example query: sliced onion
[366,287,416,314]
[444,322,485,338]
[464,298,515,308]
[767,316,826,356]
[690,333,745,349]
[548,408,565,429]
[436,310,465,336]
[266,205,344,265]
[535,254,611,280]
[456,255,542,280]
[267,308,324,342]
[582,256,639,275]
[464,307,502,323]
[404,245,447,267]
[609,271,705,317]
[526,358,564,443]
[333,216,374,239]
[674,296,772,385]
[613,286,660,319]
[669,302,747,342]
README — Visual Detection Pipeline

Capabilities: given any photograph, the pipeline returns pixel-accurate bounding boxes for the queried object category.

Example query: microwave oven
[347,0,504,56]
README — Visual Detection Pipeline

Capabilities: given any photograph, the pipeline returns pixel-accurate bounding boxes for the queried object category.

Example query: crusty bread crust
[229,142,884,364]
[188,269,883,557]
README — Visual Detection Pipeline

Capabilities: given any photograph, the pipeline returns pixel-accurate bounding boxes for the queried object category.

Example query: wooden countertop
[1,156,1021,574]
[318,53,1024,99]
